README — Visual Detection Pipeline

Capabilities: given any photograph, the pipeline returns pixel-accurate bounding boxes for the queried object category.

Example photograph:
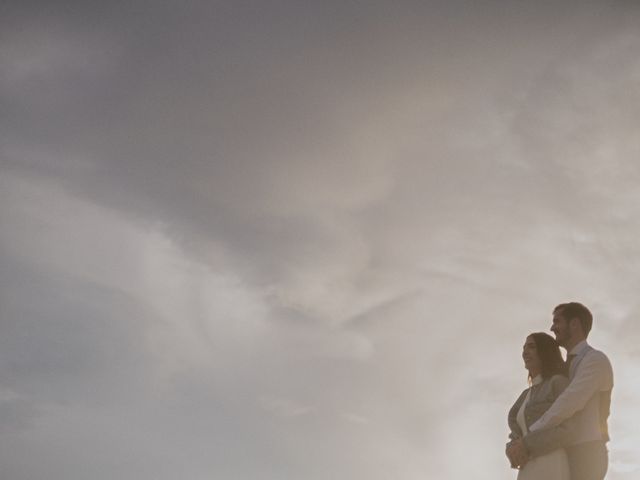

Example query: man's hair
[528,332,568,379]
[553,302,593,336]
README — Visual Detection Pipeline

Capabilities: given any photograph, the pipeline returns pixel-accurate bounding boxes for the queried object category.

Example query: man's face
[551,311,571,347]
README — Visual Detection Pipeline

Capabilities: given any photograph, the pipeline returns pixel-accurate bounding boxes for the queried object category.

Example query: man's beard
[555,333,568,348]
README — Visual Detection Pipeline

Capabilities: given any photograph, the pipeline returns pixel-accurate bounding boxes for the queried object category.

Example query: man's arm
[529,351,613,432]
[523,415,575,457]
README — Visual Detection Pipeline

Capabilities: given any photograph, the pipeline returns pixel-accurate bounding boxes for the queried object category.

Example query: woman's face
[522,336,541,373]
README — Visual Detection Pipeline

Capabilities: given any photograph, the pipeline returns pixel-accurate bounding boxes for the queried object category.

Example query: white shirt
[529,340,614,445]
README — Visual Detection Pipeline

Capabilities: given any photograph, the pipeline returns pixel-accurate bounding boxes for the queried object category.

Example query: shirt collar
[568,339,589,356]
[531,374,543,386]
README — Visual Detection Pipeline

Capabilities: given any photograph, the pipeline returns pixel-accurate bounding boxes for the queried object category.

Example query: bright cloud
[1,1,640,479]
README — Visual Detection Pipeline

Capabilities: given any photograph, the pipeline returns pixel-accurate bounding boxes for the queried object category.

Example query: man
[507,302,614,480]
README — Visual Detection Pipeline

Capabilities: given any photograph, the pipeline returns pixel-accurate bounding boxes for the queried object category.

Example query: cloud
[259,394,316,418]
[2,1,640,479]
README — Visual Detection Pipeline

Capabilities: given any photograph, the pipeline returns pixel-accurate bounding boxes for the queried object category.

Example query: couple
[506,302,614,480]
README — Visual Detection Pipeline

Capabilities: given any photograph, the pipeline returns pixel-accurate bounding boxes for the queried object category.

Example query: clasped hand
[505,438,529,469]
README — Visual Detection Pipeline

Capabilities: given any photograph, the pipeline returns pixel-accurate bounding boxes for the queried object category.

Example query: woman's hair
[528,332,568,379]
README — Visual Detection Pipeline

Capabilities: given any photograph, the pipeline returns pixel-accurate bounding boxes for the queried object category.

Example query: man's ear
[568,317,580,332]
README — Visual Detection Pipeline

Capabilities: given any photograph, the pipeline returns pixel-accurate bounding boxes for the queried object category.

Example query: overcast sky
[1,1,639,479]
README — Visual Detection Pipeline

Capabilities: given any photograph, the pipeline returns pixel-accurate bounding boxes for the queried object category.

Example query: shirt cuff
[528,420,542,432]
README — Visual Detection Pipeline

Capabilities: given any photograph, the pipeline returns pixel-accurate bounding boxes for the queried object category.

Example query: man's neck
[564,336,587,353]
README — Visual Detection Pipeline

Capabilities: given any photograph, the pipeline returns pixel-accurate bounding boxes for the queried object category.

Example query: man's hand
[506,439,529,469]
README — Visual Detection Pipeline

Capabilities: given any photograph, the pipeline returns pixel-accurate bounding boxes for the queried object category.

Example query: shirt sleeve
[529,351,613,432]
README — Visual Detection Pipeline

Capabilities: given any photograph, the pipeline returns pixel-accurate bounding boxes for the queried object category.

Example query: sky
[1,1,639,479]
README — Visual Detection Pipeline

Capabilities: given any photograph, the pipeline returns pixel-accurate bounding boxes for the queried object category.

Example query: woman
[506,332,572,479]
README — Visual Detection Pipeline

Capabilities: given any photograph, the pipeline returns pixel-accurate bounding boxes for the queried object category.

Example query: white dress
[515,375,570,480]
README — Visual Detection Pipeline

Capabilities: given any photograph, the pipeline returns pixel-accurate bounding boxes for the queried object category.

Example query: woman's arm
[507,389,527,440]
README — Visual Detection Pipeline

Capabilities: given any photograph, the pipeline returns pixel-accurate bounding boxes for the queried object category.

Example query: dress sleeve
[508,389,527,440]
[523,375,575,458]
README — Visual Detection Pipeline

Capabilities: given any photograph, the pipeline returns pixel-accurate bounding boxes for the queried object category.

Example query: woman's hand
[506,439,529,469]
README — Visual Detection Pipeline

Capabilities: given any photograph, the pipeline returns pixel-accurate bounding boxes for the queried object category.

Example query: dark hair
[553,302,593,336]
[528,332,567,379]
